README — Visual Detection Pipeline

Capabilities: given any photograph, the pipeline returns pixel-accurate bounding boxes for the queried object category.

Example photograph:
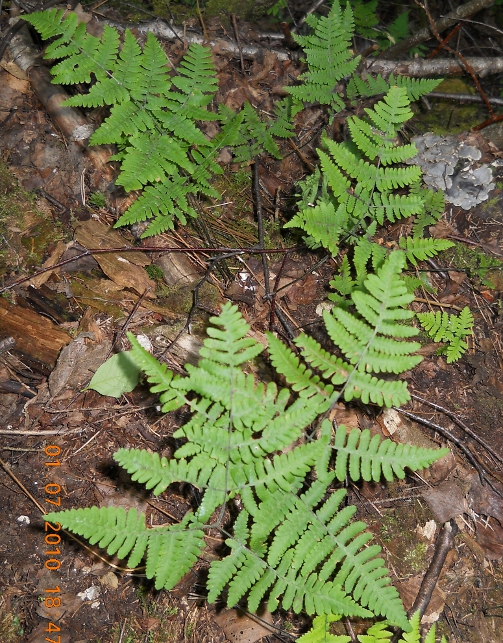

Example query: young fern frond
[286,87,424,253]
[417,307,474,363]
[298,610,447,642]
[288,1,360,114]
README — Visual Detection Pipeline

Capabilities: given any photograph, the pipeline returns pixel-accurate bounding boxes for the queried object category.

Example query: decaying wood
[381,0,496,59]
[8,18,114,179]
[0,297,71,367]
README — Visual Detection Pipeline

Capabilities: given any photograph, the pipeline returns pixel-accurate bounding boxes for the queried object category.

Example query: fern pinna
[22,9,243,236]
[45,300,447,630]
[297,610,448,642]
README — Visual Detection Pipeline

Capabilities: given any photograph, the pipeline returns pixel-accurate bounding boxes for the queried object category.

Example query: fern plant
[23,9,245,236]
[417,307,474,363]
[44,299,447,631]
[298,610,447,642]
[288,0,441,112]
[286,86,425,255]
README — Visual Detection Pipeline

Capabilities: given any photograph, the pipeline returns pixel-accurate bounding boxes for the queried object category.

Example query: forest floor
[2,2,503,642]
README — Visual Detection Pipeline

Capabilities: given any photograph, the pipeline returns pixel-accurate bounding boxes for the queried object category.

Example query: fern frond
[232,102,282,162]
[288,88,424,251]
[288,1,359,113]
[333,424,449,482]
[417,307,473,363]
[24,13,227,232]
[398,237,454,266]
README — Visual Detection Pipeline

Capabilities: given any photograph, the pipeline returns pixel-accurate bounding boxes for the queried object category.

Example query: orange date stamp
[42,444,65,643]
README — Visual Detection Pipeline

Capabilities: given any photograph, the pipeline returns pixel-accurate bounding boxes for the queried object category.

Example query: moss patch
[0,161,63,278]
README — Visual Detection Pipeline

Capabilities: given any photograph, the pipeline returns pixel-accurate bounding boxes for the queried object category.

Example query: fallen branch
[428,91,503,106]
[365,55,503,78]
[380,0,496,59]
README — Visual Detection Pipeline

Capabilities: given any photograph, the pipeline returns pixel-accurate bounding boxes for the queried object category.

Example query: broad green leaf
[87,351,141,397]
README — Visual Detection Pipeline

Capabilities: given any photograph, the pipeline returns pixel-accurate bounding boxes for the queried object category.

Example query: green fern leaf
[333,424,449,482]
[144,518,205,590]
[288,0,359,113]
[45,506,148,564]
[399,237,454,266]
[417,307,473,362]
[297,614,350,642]
[116,133,193,191]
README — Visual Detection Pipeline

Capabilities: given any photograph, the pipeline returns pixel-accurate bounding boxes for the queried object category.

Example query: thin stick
[428,92,503,107]
[395,407,502,495]
[408,519,458,617]
[231,14,245,73]
[0,245,298,295]
[414,297,463,311]
[253,158,272,305]
[0,428,83,435]
[293,0,326,32]
[411,393,503,467]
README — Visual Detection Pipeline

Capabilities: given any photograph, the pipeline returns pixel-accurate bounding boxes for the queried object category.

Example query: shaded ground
[2,2,503,642]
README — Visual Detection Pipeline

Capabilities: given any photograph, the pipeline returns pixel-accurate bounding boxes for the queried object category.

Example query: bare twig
[395,407,503,495]
[428,92,503,106]
[408,519,458,617]
[231,14,245,74]
[411,393,503,467]
[415,0,494,118]
[293,0,326,32]
[380,0,496,59]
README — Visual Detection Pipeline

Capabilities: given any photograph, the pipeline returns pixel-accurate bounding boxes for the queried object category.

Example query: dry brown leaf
[422,481,467,523]
[429,221,456,238]
[468,474,503,524]
[396,575,446,624]
[213,607,274,643]
[0,60,29,81]
[75,219,156,297]
[28,240,67,288]
[476,519,503,559]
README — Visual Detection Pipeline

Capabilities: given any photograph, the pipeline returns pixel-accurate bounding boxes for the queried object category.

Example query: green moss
[404,542,428,572]
[0,160,63,277]
[145,264,165,282]
[204,0,276,20]
[156,280,219,315]
[440,242,503,289]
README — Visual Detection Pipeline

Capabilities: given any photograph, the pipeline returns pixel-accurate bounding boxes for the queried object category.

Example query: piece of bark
[380,0,496,59]
[0,298,71,367]
[8,18,114,181]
